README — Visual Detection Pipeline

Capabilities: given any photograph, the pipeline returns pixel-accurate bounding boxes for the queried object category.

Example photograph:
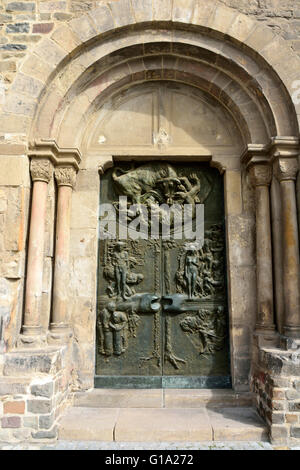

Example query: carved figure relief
[96,163,229,383]
[180,306,226,356]
[97,301,140,357]
[102,240,144,299]
[111,162,213,231]
[176,224,225,299]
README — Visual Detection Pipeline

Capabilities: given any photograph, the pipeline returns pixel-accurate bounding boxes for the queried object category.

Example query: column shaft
[250,163,275,333]
[281,179,300,336]
[50,167,76,335]
[23,159,52,336]
[51,186,72,329]
[255,184,275,330]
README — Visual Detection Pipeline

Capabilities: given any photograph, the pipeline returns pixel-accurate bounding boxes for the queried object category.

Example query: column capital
[274,157,299,182]
[249,163,272,187]
[30,158,53,183]
[54,166,77,188]
[28,139,81,170]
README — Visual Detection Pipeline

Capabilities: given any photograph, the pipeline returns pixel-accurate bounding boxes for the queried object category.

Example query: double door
[95,162,230,388]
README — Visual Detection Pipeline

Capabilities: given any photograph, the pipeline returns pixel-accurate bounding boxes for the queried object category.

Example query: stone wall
[0,344,74,442]
[221,0,300,54]
[252,346,300,445]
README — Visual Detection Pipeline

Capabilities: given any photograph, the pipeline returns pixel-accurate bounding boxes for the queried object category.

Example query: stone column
[275,157,300,338]
[22,158,53,339]
[249,163,275,334]
[50,166,76,338]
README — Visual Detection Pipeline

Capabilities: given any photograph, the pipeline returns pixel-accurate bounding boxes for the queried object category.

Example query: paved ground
[0,440,274,450]
[1,390,298,450]
[57,390,267,443]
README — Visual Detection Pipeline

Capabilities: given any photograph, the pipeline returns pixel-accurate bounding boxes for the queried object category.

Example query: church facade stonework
[0,0,300,445]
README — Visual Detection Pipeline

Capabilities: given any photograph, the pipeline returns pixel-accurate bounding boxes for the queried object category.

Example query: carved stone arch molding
[0,0,298,144]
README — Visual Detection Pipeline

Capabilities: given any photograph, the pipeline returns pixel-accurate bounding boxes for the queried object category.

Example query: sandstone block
[27,399,52,414]
[0,43,27,51]
[3,401,25,414]
[23,416,38,429]
[89,4,114,33]
[11,72,44,97]
[34,37,66,67]
[6,23,30,34]
[224,171,242,215]
[290,426,300,438]
[31,380,54,398]
[39,1,66,12]
[58,407,117,441]
[6,3,35,12]
[12,428,31,440]
[210,5,238,35]
[115,408,212,441]
[245,25,276,53]
[208,407,267,441]
[32,23,54,34]
[226,215,255,267]
[51,24,81,53]
[227,13,256,43]
[269,377,291,388]
[172,0,195,23]
[4,92,36,116]
[192,1,216,27]
[153,0,172,21]
[1,416,21,428]
[0,14,13,22]
[286,413,299,424]
[286,389,300,400]
[69,15,97,43]
[294,380,300,392]
[71,190,98,229]
[0,378,29,395]
[271,388,286,400]
[108,0,135,27]
[20,53,52,83]
[289,401,300,412]
[131,0,152,22]
[270,412,285,424]
[39,412,55,430]
[4,352,54,376]
[4,186,29,252]
[31,426,57,439]
[270,424,289,443]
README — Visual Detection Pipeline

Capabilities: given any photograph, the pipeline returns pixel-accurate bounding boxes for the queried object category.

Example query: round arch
[2,0,298,151]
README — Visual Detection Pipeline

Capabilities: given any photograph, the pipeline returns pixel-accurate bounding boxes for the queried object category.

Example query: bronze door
[95,162,231,388]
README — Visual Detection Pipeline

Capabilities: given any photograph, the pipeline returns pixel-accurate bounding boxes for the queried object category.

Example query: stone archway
[1,0,300,445]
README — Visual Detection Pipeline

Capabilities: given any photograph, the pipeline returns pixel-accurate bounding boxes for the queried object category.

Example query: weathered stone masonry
[0,0,300,445]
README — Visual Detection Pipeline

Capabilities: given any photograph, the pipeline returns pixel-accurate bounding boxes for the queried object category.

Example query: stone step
[58,406,268,442]
[73,389,254,408]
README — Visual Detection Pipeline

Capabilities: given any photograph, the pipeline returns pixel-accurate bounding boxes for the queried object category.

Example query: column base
[280,335,300,351]
[48,323,73,344]
[22,325,42,336]
[283,325,300,339]
[17,332,47,349]
[253,328,279,348]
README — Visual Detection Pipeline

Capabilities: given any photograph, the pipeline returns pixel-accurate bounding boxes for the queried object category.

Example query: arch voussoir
[1,0,298,144]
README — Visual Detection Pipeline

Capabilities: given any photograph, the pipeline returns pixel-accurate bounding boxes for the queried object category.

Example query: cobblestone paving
[0,440,276,450]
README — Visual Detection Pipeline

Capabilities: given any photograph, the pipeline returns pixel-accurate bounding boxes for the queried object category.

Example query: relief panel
[96,162,230,388]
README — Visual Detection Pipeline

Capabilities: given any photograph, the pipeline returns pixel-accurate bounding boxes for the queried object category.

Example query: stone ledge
[3,345,67,376]
[58,405,267,443]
